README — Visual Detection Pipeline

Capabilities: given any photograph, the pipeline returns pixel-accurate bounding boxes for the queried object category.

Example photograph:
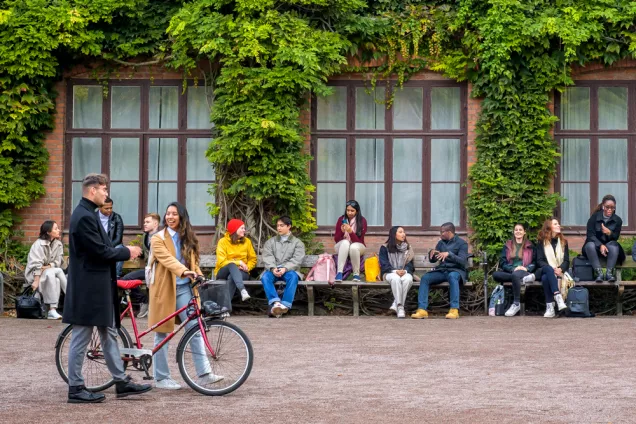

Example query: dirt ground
[1,315,636,423]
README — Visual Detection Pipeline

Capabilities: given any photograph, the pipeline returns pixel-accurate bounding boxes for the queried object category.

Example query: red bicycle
[55,277,253,396]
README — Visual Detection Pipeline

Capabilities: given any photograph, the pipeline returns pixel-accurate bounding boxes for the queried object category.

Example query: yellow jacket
[214,232,257,275]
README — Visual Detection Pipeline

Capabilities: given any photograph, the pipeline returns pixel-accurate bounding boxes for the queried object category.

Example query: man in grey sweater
[261,216,305,317]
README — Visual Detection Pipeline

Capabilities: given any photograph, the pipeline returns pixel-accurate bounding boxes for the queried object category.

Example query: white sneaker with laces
[505,303,521,317]
[47,309,62,320]
[240,289,251,301]
[279,303,289,314]
[156,378,182,390]
[554,294,567,311]
[198,373,224,385]
[389,301,397,314]
[271,302,284,316]
[397,306,406,319]
[544,302,555,318]
[522,273,536,285]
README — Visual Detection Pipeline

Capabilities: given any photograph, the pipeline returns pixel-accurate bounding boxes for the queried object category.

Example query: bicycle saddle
[117,280,144,290]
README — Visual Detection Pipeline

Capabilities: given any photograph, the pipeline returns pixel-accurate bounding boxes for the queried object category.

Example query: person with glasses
[333,200,367,282]
[582,194,625,282]
[411,222,468,320]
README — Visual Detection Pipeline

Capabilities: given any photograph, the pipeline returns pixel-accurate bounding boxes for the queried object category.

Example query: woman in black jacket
[536,218,569,317]
[492,224,536,317]
[379,226,415,319]
[582,194,625,282]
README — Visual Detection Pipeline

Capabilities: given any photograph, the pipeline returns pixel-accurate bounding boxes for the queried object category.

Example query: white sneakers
[389,302,397,314]
[271,301,289,317]
[397,306,406,319]
[47,309,62,320]
[505,303,521,317]
[240,289,251,301]
[156,378,182,390]
[198,373,224,385]
[544,302,555,318]
[522,273,536,285]
[554,294,567,311]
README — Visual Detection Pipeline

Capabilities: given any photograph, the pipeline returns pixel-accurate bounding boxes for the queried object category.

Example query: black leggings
[492,270,531,304]
[584,241,620,269]
[216,263,250,299]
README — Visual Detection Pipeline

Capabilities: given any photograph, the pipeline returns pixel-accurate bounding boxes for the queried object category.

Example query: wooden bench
[199,254,475,316]
[504,257,636,316]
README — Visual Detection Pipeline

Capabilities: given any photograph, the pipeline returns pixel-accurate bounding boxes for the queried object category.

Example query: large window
[311,81,467,231]
[65,81,215,229]
[555,82,635,229]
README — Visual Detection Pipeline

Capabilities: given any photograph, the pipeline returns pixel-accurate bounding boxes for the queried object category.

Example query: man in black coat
[63,173,151,403]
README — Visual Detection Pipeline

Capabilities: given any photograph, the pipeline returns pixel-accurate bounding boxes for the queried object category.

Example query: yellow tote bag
[364,254,381,282]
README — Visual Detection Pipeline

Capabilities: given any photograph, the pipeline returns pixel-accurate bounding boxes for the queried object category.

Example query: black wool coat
[582,210,626,265]
[63,198,130,328]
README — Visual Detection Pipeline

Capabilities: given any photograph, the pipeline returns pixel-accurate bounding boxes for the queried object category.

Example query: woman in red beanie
[214,219,257,301]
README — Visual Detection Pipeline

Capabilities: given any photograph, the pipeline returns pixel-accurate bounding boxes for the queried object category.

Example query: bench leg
[352,286,359,317]
[307,286,315,316]
[520,284,527,316]
[617,285,624,317]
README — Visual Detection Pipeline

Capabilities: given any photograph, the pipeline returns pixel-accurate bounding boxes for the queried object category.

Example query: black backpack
[571,256,594,282]
[565,286,593,318]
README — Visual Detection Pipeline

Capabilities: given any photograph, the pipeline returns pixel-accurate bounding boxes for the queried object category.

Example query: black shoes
[68,385,106,404]
[606,268,616,283]
[595,268,604,282]
[115,375,153,398]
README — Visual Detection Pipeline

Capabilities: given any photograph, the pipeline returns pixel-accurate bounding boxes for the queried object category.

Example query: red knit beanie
[227,219,245,235]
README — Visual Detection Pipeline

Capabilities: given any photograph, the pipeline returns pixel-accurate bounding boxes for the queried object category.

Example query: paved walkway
[1,315,635,423]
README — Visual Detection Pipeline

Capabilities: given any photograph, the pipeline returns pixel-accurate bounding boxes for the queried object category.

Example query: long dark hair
[593,194,616,214]
[164,202,200,268]
[38,220,56,241]
[385,226,408,253]
[342,199,364,238]
[538,217,566,246]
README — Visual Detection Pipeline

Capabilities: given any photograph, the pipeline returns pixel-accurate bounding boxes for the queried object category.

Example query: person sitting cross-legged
[411,222,468,320]
[260,216,306,317]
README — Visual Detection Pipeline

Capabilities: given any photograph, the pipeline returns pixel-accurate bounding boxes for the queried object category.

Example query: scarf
[343,216,357,242]
[543,237,574,298]
[388,242,411,270]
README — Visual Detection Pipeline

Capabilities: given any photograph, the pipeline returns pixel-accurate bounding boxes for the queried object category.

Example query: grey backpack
[565,286,593,318]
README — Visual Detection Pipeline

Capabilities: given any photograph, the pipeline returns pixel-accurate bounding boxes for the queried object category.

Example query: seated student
[536,218,569,317]
[261,216,306,317]
[214,219,257,301]
[492,224,537,317]
[97,197,125,277]
[25,220,66,319]
[334,200,367,282]
[120,213,161,318]
[582,194,625,282]
[411,222,468,320]
[379,226,415,319]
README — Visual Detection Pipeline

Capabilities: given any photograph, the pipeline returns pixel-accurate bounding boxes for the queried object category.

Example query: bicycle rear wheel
[176,318,253,396]
[55,324,132,392]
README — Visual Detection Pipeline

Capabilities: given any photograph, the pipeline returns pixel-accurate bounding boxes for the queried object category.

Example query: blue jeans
[115,244,125,277]
[261,270,299,309]
[417,270,461,310]
[153,284,211,381]
[541,265,559,303]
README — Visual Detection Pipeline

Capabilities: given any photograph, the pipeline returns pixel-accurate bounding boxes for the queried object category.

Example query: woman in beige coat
[149,202,222,390]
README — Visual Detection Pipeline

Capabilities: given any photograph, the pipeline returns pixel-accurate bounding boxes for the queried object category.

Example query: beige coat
[148,228,202,333]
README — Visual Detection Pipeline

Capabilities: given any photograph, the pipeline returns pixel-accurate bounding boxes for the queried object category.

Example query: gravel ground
[1,315,635,423]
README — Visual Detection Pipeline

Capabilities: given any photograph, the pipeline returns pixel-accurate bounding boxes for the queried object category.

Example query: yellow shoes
[410,309,429,319]
[445,308,459,319]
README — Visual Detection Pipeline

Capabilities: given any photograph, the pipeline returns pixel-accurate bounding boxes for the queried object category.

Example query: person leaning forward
[63,173,152,404]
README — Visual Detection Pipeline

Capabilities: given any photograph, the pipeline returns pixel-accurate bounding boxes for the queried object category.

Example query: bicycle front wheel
[55,324,132,392]
[176,319,253,396]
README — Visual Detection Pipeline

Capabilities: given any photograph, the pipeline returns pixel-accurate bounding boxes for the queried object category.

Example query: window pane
[431,87,460,130]
[599,138,627,181]
[560,87,590,130]
[71,182,82,210]
[560,138,590,181]
[316,183,346,226]
[110,138,139,180]
[561,183,590,226]
[72,137,101,179]
[317,87,347,130]
[149,86,179,129]
[187,86,213,129]
[393,139,422,181]
[110,182,139,225]
[431,139,460,181]
[148,138,178,180]
[186,183,215,226]
[598,87,628,130]
[316,138,346,180]
[73,86,102,129]
[392,183,422,226]
[355,87,385,130]
[431,183,460,226]
[355,138,384,181]
[111,86,141,129]
[393,87,423,130]
[598,183,628,225]
[355,183,384,226]
[187,138,214,180]
[148,182,178,214]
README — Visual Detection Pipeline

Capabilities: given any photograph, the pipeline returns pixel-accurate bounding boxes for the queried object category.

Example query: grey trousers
[67,324,127,387]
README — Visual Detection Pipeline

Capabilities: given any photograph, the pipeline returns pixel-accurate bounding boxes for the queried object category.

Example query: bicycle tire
[176,319,253,396]
[55,324,132,392]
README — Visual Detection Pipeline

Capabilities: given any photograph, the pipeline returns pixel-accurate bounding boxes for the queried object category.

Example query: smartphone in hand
[342,218,348,225]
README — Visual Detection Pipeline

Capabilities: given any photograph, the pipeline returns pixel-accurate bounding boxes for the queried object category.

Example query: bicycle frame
[119,289,218,359]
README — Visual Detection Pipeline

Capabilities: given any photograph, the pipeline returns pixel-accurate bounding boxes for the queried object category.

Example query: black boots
[595,268,604,282]
[606,268,616,283]
[115,375,153,398]
[68,385,105,404]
